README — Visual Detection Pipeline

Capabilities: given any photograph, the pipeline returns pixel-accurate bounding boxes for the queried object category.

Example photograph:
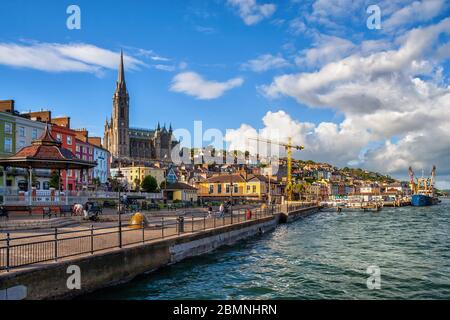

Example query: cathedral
[104,51,177,163]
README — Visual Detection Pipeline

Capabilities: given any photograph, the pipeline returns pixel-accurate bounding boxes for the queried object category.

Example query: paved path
[0,209,272,272]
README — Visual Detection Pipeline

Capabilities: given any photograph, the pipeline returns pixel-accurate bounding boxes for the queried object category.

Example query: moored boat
[409,166,439,207]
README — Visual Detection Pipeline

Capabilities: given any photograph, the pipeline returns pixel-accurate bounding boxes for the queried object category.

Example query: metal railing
[0,205,281,272]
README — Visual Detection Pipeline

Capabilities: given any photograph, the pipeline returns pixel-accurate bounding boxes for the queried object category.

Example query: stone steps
[0,217,80,231]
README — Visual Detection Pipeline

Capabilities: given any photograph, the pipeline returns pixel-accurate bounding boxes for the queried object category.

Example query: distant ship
[409,166,439,207]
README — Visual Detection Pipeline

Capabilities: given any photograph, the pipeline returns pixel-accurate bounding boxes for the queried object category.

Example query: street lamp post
[230,170,233,224]
[115,161,124,248]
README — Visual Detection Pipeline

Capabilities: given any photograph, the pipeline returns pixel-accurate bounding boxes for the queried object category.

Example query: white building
[12,114,50,190]
[15,115,46,152]
[92,145,110,184]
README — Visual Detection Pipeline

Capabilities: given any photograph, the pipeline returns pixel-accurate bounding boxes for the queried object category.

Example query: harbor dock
[0,205,320,300]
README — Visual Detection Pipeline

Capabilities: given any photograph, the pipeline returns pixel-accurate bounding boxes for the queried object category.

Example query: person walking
[207,205,213,218]
[219,203,225,218]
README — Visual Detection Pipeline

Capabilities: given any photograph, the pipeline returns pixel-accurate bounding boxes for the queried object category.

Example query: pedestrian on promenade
[246,208,252,220]
[207,205,213,218]
[219,203,225,218]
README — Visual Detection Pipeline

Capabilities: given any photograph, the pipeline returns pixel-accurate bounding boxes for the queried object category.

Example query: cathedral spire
[118,49,125,84]
[115,49,127,95]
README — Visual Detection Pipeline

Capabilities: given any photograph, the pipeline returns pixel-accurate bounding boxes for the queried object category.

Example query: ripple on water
[83,200,450,300]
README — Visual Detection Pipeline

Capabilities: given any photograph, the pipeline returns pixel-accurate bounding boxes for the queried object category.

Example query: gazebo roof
[0,125,97,170]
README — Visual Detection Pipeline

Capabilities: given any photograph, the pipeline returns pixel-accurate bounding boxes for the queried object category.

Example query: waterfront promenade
[0,204,319,299]
[0,210,261,272]
[1,204,317,273]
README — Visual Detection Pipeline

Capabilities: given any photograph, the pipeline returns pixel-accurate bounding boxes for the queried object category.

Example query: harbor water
[86,199,450,300]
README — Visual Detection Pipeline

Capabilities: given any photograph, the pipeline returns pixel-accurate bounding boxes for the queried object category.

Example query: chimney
[0,100,15,113]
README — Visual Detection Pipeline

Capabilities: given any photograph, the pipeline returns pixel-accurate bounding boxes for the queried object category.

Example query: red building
[50,118,77,190]
[75,138,94,186]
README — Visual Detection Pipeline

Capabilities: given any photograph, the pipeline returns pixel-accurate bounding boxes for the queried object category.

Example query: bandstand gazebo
[0,125,97,206]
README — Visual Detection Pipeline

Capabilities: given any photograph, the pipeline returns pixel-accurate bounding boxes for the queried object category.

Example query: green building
[0,111,16,188]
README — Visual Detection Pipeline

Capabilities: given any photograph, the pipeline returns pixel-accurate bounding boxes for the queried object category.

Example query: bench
[60,205,73,217]
[2,205,32,217]
[147,203,160,211]
[0,206,8,219]
[42,207,60,219]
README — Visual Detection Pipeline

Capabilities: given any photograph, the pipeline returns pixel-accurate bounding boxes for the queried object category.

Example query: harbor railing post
[161,217,164,239]
[214,214,216,229]
[90,225,94,254]
[203,215,206,230]
[6,232,10,272]
[191,215,194,233]
[119,218,122,248]
[142,220,145,243]
[54,228,58,262]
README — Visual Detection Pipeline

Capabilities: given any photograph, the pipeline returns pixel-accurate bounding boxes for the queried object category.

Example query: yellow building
[119,166,166,190]
[198,174,279,202]
[164,182,198,202]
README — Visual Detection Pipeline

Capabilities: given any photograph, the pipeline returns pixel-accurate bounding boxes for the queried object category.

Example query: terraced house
[0,100,49,191]
[197,173,280,203]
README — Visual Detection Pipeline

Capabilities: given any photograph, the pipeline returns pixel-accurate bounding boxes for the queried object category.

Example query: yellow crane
[248,137,304,201]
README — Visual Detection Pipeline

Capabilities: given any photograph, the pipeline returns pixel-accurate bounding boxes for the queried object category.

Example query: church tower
[110,50,130,159]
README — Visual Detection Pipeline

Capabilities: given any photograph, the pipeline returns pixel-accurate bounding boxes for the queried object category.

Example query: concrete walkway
[0,209,270,273]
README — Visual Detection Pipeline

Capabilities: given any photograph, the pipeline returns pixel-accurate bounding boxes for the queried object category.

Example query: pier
[0,205,320,300]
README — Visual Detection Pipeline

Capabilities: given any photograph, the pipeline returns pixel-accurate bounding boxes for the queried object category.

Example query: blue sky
[0,0,334,135]
[1,0,450,186]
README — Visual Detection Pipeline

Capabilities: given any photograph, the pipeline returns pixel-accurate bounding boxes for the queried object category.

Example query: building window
[234,184,238,194]
[56,133,62,142]
[19,126,25,137]
[67,136,72,145]
[4,137,12,153]
[252,185,256,193]
[209,185,214,194]
[218,184,222,194]
[18,140,25,149]
[43,182,50,190]
[226,184,230,193]
[247,185,250,192]
[4,122,12,134]
[76,145,80,152]
[32,128,38,140]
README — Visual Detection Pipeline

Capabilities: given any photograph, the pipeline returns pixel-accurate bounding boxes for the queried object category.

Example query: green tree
[134,178,141,192]
[141,175,158,193]
[49,171,60,189]
[108,177,121,192]
[92,177,101,190]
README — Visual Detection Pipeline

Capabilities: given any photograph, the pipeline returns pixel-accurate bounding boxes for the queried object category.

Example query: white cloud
[254,17,450,184]
[384,0,446,32]
[170,72,244,100]
[227,0,276,25]
[296,35,356,68]
[242,54,290,72]
[0,41,146,74]
[153,64,176,72]
[225,110,371,166]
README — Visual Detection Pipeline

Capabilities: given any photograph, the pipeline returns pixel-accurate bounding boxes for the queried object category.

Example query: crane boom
[248,136,304,201]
